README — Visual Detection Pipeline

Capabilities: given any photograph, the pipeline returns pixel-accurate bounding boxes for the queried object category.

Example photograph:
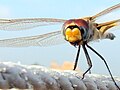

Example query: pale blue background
[0,0,120,76]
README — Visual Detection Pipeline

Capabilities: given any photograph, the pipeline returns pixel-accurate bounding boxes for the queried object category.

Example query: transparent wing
[91,3,120,20]
[0,30,66,47]
[0,18,66,30]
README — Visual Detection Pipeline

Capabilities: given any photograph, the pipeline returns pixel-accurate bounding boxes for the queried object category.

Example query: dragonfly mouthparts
[70,39,83,46]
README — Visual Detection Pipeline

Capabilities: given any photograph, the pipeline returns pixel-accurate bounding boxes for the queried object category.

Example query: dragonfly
[0,3,120,89]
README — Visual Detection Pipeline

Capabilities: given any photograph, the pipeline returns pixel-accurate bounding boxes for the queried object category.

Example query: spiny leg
[83,44,92,74]
[82,44,92,79]
[84,44,92,74]
[86,44,120,90]
[73,45,81,70]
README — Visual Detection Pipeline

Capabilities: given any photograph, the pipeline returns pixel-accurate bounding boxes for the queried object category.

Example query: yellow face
[65,26,82,43]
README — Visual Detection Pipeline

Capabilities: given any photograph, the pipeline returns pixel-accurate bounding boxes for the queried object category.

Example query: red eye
[63,19,89,29]
[63,20,73,27]
[74,19,89,29]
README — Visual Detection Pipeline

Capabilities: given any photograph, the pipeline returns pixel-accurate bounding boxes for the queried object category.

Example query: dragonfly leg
[82,44,92,79]
[73,45,81,70]
[86,44,120,90]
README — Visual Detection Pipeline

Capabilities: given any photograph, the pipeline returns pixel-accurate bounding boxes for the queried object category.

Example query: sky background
[0,0,119,76]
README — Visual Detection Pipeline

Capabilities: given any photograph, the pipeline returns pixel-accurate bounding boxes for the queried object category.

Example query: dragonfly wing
[0,18,66,30]
[97,19,120,33]
[91,3,120,20]
[0,30,66,47]
[98,19,120,27]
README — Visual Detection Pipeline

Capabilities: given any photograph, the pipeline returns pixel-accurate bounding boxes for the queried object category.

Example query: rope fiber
[0,62,119,90]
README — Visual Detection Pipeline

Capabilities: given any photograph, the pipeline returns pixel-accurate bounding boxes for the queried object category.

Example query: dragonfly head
[63,19,89,45]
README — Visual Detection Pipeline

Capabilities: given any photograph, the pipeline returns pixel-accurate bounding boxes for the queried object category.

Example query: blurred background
[0,0,119,76]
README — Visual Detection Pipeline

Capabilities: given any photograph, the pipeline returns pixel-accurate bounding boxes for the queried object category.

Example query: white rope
[0,62,119,90]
